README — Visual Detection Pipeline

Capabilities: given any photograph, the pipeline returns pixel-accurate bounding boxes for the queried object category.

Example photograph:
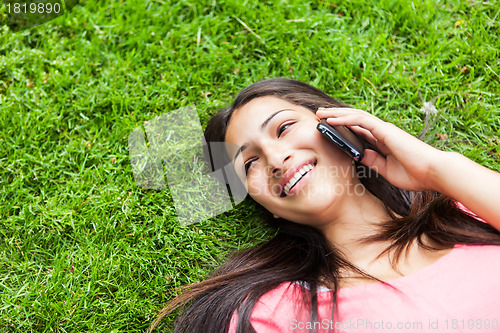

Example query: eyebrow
[232,109,294,162]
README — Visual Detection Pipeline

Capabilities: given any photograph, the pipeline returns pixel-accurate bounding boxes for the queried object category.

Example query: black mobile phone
[316,119,365,161]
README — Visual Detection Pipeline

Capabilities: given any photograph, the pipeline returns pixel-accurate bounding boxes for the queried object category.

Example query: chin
[297,181,344,203]
[286,195,338,221]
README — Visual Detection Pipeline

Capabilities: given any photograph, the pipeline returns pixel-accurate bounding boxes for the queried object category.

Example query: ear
[273,214,280,219]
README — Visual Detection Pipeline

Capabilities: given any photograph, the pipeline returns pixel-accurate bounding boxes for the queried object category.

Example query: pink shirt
[229,243,500,332]
[229,203,499,332]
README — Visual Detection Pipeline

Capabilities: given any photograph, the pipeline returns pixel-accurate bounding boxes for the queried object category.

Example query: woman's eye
[244,159,257,174]
[278,122,294,137]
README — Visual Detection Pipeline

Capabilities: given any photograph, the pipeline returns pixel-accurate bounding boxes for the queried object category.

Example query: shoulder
[411,243,500,281]
[257,282,305,307]
[228,282,310,333]
[453,243,500,256]
[251,282,309,322]
[452,243,500,265]
[404,243,500,295]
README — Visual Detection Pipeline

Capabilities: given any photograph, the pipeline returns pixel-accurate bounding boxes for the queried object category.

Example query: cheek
[246,174,284,207]
[245,170,268,198]
[295,121,345,158]
[298,123,321,142]
[313,130,353,166]
[246,177,281,199]
[247,179,265,198]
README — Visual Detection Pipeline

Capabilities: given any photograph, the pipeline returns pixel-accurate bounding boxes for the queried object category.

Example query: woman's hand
[316,107,445,192]
[316,107,500,229]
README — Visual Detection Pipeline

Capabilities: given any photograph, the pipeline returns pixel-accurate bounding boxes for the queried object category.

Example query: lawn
[1,0,499,331]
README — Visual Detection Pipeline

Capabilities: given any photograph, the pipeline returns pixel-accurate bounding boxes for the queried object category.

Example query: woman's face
[225,96,363,226]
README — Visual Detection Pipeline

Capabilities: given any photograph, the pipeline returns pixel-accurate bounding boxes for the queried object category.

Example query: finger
[316,107,368,117]
[343,125,377,146]
[325,118,392,156]
[324,115,392,148]
[360,149,387,177]
[320,108,433,163]
[316,107,379,124]
[372,138,392,157]
[324,113,405,150]
[323,111,384,131]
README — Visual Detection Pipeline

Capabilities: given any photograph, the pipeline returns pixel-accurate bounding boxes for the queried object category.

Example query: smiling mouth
[280,161,317,197]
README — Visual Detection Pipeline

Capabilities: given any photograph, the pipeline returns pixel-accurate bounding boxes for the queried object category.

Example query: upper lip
[278,159,316,197]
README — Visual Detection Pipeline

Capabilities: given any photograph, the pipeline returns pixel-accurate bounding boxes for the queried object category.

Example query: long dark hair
[149,78,500,333]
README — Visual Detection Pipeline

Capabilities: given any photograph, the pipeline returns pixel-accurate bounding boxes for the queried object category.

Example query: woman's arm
[429,151,500,228]
[316,107,500,230]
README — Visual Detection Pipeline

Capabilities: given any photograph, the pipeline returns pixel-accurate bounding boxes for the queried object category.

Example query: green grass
[1,0,499,331]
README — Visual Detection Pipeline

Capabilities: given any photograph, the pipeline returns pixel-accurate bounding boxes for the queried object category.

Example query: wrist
[427,150,463,196]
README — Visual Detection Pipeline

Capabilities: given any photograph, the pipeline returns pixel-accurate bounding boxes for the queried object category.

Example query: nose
[262,145,291,176]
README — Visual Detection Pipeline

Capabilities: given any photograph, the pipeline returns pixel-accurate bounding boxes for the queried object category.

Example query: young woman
[149,78,500,333]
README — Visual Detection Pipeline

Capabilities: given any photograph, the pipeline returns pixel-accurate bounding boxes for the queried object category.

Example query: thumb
[360,149,386,177]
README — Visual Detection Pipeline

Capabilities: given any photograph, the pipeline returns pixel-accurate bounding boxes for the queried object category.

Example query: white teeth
[283,163,315,196]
